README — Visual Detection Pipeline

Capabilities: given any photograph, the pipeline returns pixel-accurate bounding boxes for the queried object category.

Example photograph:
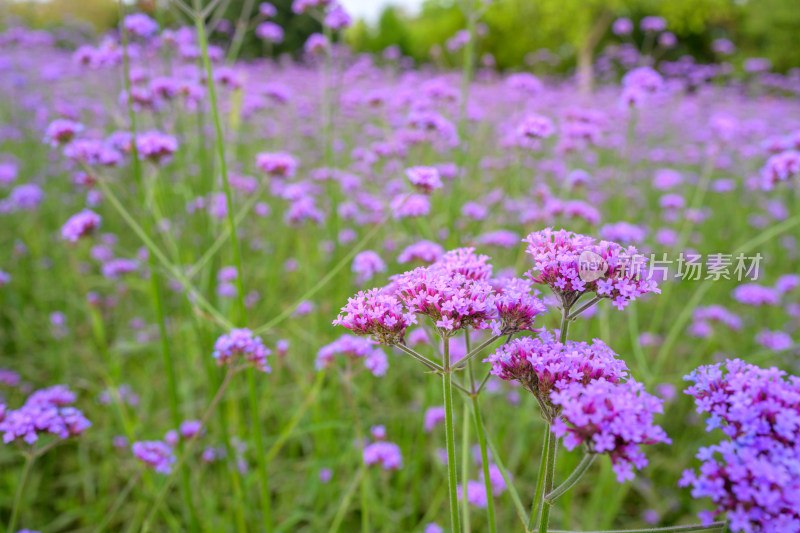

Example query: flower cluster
[212,329,272,372]
[135,131,178,163]
[332,289,413,345]
[0,385,91,445]
[492,277,548,334]
[550,379,671,482]
[256,152,298,179]
[61,210,101,242]
[315,335,388,376]
[485,332,628,408]
[524,228,659,310]
[681,359,800,531]
[392,266,496,335]
[405,166,443,194]
[363,441,403,470]
[132,440,176,474]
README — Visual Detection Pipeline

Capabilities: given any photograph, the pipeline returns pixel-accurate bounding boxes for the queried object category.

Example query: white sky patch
[337,0,426,23]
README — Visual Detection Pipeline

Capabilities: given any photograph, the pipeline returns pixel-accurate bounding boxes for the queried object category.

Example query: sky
[338,0,426,23]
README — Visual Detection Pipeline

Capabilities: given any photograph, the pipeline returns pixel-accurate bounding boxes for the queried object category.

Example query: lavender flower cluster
[0,385,91,445]
[524,228,660,310]
[680,359,800,531]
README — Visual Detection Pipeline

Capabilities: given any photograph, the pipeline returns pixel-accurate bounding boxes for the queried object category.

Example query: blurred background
[3,0,800,74]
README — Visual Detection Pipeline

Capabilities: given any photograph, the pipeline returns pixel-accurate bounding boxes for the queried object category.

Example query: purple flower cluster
[491,277,548,334]
[61,210,101,242]
[551,379,671,482]
[760,150,799,190]
[485,331,628,408]
[351,250,387,284]
[212,329,272,372]
[363,441,403,470]
[135,131,178,163]
[397,240,443,264]
[392,264,496,335]
[132,440,176,474]
[523,228,660,310]
[688,305,743,337]
[316,334,388,376]
[0,385,91,445]
[332,289,414,345]
[44,119,83,147]
[405,166,443,194]
[731,283,779,307]
[256,152,298,179]
[681,359,800,531]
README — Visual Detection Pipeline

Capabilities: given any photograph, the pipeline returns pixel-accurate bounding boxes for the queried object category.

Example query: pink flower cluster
[484,332,629,406]
[524,228,660,310]
[551,379,671,482]
[681,359,800,531]
[315,335,388,376]
[61,209,101,242]
[335,247,546,342]
[333,289,414,345]
[212,328,272,372]
[0,385,91,445]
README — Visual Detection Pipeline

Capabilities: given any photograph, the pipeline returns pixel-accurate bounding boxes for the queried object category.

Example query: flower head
[333,289,413,345]
[406,166,443,194]
[523,228,659,310]
[132,440,176,474]
[61,210,101,242]
[485,332,628,408]
[551,379,671,482]
[212,329,271,372]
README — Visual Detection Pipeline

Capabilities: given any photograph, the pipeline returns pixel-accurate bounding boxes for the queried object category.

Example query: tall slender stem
[471,395,497,533]
[118,4,198,529]
[442,337,462,533]
[194,4,275,529]
[7,453,34,533]
[461,402,472,532]
[142,368,237,531]
[528,426,551,530]
[453,334,503,371]
[549,522,727,533]
[546,453,597,503]
[538,433,558,533]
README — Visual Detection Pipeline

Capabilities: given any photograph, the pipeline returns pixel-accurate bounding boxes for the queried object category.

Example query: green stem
[7,454,34,533]
[538,432,558,533]
[442,338,462,533]
[461,402,471,533]
[528,426,551,530]
[395,343,444,372]
[549,522,727,533]
[118,4,198,529]
[545,453,596,503]
[248,368,272,530]
[485,433,528,527]
[471,395,497,533]
[452,334,503,371]
[142,368,238,532]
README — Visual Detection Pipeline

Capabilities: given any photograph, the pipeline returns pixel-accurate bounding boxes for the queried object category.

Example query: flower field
[0,4,799,533]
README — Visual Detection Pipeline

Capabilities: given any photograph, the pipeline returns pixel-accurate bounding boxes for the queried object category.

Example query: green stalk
[118,4,198,529]
[549,522,727,533]
[461,402,472,532]
[194,4,273,529]
[537,432,558,533]
[545,453,597,503]
[471,395,497,533]
[442,337,462,533]
[528,426,551,530]
[7,454,34,533]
